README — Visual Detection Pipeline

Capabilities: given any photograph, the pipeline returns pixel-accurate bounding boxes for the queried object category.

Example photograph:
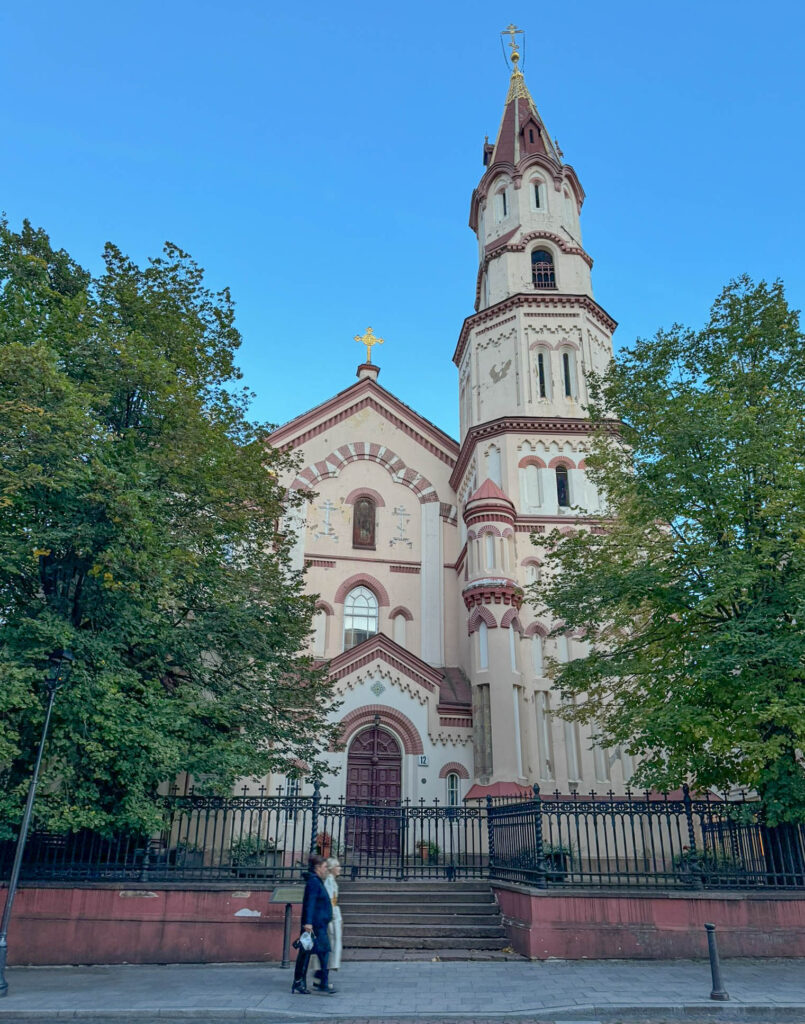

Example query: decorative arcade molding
[336,704,424,755]
[291,442,440,504]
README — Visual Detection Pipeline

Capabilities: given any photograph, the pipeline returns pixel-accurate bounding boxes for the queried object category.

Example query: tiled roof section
[486,69,561,173]
[438,666,472,709]
[467,478,514,505]
[465,781,533,800]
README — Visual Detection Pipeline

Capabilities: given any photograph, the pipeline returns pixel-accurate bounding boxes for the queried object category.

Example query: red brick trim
[305,558,336,568]
[501,608,523,631]
[453,294,617,369]
[439,762,470,780]
[270,378,458,465]
[315,600,334,615]
[344,487,386,507]
[291,442,440,505]
[524,621,548,637]
[519,455,547,469]
[389,606,413,621]
[476,524,502,537]
[439,716,473,729]
[334,574,390,607]
[337,705,424,755]
[548,456,576,469]
[468,605,498,634]
[450,415,612,491]
[390,565,420,574]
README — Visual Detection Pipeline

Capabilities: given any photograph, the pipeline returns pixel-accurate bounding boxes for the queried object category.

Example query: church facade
[270,42,633,805]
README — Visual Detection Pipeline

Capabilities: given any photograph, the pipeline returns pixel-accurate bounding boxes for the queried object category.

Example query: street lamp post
[0,650,74,998]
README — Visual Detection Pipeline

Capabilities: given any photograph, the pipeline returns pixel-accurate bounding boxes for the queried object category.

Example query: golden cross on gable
[354,326,384,364]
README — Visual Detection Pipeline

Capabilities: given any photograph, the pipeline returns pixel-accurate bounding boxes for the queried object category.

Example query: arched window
[497,187,508,220]
[509,625,519,672]
[343,585,379,650]
[530,179,543,211]
[446,772,460,806]
[393,613,407,648]
[531,249,556,289]
[561,349,577,399]
[353,497,376,549]
[486,444,502,485]
[531,633,544,675]
[312,607,328,657]
[537,350,550,398]
[556,465,570,508]
[485,533,495,570]
[478,620,489,670]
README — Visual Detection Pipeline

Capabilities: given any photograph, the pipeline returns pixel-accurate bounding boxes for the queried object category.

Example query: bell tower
[453,28,617,792]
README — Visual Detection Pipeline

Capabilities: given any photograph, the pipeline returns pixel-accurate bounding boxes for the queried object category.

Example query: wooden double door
[346,724,402,856]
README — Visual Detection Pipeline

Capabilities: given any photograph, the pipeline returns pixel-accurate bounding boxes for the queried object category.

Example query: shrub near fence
[487,784,805,890]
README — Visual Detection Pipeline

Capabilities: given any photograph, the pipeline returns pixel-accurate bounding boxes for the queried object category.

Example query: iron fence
[0,788,486,885]
[487,785,805,890]
[2,784,803,889]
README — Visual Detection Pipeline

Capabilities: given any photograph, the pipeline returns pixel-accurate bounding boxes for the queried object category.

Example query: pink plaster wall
[494,885,805,959]
[4,885,298,965]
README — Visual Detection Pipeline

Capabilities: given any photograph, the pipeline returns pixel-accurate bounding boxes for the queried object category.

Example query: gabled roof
[269,371,459,467]
[326,633,471,710]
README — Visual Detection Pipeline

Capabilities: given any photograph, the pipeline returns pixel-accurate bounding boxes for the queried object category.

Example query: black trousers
[293,930,330,988]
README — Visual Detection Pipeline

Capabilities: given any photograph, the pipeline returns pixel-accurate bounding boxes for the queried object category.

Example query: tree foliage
[534,277,805,823]
[0,219,337,836]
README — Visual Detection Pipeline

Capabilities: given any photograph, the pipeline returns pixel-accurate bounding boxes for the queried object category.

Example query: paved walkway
[1,958,804,1021]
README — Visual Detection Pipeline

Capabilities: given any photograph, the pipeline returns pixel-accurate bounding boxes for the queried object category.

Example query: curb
[0,1005,804,1022]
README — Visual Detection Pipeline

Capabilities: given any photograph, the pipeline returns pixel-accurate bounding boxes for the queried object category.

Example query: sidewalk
[2,958,805,1021]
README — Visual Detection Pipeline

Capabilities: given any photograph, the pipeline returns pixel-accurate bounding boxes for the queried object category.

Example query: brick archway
[439,762,470,780]
[336,704,424,755]
[291,442,439,504]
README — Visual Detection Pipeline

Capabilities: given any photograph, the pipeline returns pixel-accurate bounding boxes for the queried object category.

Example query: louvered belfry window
[531,248,556,289]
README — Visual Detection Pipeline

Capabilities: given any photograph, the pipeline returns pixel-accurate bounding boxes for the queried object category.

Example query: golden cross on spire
[502,23,523,66]
[355,326,384,364]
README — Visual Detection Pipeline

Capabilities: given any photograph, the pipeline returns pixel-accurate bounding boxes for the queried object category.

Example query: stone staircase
[338,880,510,956]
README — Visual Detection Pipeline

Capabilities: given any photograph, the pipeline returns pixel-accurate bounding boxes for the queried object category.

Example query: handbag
[292,930,314,952]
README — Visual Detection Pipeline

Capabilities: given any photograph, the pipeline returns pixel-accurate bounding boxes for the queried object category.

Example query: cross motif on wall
[314,499,338,542]
[390,505,412,548]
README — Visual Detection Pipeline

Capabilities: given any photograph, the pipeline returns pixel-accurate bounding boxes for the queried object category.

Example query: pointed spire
[484,27,562,172]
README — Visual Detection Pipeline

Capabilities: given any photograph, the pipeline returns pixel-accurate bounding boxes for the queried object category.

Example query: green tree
[534,277,805,824]
[0,219,337,837]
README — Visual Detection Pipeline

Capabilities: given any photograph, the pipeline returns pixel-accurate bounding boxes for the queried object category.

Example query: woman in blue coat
[292,854,335,995]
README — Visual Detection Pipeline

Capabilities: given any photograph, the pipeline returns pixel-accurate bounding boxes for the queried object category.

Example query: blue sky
[2,0,803,440]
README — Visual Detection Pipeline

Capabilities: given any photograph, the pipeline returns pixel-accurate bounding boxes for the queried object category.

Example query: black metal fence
[0,788,487,885]
[487,785,805,890]
[2,784,803,890]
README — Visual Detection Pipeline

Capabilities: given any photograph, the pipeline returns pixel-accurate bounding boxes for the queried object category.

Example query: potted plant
[417,840,440,864]
[229,833,282,878]
[542,842,573,882]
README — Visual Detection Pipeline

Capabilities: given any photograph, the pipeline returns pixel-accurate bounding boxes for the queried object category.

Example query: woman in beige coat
[324,857,342,970]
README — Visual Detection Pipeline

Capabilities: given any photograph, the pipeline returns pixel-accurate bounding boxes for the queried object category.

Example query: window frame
[342,585,380,651]
[352,496,377,549]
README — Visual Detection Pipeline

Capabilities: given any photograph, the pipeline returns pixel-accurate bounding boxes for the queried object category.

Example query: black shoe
[291,981,310,995]
[313,969,322,981]
[314,983,337,994]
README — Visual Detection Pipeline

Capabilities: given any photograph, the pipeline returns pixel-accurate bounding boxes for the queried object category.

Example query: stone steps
[339,880,509,956]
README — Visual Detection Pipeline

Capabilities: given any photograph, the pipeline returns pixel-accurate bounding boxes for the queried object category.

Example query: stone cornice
[453,292,618,368]
[450,415,617,491]
[270,377,459,467]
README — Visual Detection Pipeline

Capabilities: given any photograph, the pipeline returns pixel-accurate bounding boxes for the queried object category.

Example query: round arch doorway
[346,720,402,857]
